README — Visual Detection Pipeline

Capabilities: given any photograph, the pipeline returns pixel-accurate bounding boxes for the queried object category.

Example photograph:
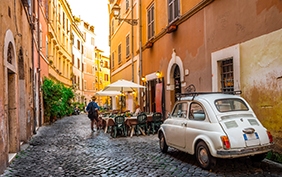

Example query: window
[82,63,85,72]
[77,40,80,50]
[77,58,80,69]
[172,102,188,118]
[58,5,61,23]
[78,76,80,89]
[28,0,31,15]
[126,0,129,11]
[168,0,180,23]
[95,52,97,59]
[104,60,109,68]
[39,25,42,49]
[91,37,95,46]
[112,52,114,68]
[46,36,48,57]
[104,74,109,81]
[220,58,234,93]
[66,19,68,32]
[215,99,249,113]
[118,44,121,64]
[95,76,98,83]
[111,18,114,35]
[147,3,155,40]
[189,102,205,121]
[126,35,130,58]
[84,80,87,90]
[72,54,74,64]
[63,12,65,29]
[82,45,84,54]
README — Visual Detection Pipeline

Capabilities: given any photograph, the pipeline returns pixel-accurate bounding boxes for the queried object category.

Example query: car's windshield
[214,98,249,112]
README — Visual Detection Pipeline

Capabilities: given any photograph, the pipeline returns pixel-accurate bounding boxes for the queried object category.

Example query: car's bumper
[217,143,273,156]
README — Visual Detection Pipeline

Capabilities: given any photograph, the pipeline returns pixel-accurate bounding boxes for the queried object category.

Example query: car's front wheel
[196,141,216,169]
[159,132,168,153]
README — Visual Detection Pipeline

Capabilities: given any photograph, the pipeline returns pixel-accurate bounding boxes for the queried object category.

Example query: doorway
[8,69,17,156]
[174,65,181,102]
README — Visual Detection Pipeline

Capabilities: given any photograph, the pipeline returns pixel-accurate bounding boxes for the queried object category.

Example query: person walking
[86,96,100,132]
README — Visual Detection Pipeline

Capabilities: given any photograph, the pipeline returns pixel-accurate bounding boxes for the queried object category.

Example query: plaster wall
[0,0,33,173]
[241,28,282,153]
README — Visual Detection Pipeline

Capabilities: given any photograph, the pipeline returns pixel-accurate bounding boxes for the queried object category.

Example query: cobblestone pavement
[1,114,282,177]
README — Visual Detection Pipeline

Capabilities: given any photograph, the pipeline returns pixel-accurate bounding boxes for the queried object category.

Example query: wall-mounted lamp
[141,76,146,82]
[112,4,138,25]
[156,71,160,77]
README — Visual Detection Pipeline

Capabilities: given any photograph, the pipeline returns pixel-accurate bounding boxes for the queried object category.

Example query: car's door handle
[182,123,187,127]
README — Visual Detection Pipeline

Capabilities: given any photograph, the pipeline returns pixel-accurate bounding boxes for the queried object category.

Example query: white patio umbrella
[103,79,146,112]
[94,90,121,96]
[103,79,145,92]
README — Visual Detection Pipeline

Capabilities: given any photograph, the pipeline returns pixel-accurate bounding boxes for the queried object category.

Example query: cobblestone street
[1,114,282,177]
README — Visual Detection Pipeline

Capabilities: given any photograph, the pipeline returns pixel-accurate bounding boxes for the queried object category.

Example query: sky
[67,0,110,56]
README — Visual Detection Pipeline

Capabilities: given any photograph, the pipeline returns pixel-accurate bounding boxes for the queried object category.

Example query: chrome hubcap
[199,147,209,165]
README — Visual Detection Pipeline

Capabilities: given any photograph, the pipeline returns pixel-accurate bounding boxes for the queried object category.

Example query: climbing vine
[41,77,74,123]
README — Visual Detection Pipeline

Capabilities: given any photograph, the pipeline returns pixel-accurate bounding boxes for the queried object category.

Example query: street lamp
[112,3,138,82]
[112,4,138,26]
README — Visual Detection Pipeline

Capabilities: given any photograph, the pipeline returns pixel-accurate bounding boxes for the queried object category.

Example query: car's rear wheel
[159,132,168,153]
[196,141,216,169]
[250,153,267,162]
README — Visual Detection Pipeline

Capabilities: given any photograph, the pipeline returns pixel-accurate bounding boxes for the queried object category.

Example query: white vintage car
[158,93,274,169]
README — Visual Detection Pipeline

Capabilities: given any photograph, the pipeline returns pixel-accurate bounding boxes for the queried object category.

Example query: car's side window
[172,102,188,118]
[189,102,205,121]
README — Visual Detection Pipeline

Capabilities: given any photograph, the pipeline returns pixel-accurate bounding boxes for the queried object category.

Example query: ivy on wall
[41,77,74,123]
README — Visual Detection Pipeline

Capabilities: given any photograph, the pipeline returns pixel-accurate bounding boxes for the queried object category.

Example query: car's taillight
[221,136,230,149]
[267,131,273,143]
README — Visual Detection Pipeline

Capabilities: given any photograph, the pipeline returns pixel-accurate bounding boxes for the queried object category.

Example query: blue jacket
[86,101,100,112]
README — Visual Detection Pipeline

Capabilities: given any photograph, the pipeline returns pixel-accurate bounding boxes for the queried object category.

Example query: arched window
[7,42,13,64]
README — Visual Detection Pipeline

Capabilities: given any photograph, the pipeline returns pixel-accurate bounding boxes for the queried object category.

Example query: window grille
[220,58,234,93]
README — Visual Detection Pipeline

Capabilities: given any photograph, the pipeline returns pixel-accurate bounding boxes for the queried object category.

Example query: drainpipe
[131,0,134,82]
[38,0,42,127]
[32,2,37,135]
[138,0,142,105]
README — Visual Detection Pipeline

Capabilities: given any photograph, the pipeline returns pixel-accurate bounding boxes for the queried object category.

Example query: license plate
[243,132,259,141]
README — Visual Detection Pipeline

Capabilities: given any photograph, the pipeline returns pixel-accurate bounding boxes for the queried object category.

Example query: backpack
[88,102,95,118]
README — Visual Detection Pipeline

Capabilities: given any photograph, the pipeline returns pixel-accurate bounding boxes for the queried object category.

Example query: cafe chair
[151,112,163,134]
[111,116,127,138]
[136,113,149,136]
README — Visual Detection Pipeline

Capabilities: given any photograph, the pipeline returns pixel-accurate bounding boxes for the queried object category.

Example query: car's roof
[180,93,242,103]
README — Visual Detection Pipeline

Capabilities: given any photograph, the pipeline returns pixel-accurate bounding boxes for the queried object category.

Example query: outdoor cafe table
[101,115,153,137]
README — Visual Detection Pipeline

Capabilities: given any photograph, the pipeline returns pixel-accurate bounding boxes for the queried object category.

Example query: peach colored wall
[241,28,282,153]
